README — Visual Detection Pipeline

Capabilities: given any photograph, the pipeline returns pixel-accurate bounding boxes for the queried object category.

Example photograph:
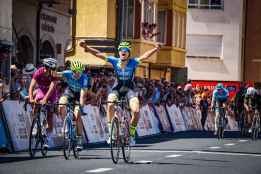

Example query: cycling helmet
[118,41,131,52]
[71,60,84,73]
[246,87,257,96]
[43,58,57,69]
[216,83,224,90]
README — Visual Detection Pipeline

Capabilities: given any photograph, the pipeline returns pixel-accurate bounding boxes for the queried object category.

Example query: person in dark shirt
[200,93,209,131]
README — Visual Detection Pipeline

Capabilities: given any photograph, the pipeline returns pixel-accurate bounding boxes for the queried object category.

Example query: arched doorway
[40,40,55,61]
[17,35,34,66]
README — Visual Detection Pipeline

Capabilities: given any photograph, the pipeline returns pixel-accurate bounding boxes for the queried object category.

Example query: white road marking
[135,160,152,164]
[224,143,236,146]
[209,146,221,149]
[85,168,113,173]
[165,154,182,158]
[133,150,261,157]
[238,140,248,143]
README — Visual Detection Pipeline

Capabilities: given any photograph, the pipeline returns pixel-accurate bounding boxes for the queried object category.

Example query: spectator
[10,64,21,99]
[200,93,209,131]
[20,64,36,99]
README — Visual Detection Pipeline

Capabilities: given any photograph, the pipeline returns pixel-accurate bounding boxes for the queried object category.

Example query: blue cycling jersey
[212,88,229,103]
[106,56,140,89]
[62,70,89,93]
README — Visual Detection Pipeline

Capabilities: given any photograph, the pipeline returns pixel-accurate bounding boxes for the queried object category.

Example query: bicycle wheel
[251,117,259,140]
[239,112,245,136]
[63,118,72,160]
[73,125,80,159]
[110,117,120,164]
[122,119,131,163]
[29,117,41,158]
[41,115,48,157]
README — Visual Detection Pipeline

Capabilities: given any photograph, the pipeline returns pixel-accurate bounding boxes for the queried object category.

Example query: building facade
[13,0,72,67]
[186,0,244,82]
[66,0,187,82]
[0,0,12,80]
[244,0,261,83]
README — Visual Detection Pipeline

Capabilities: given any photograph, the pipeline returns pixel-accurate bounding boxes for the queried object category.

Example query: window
[173,11,186,49]
[186,34,223,58]
[188,0,224,9]
[141,0,157,40]
[122,0,135,39]
[157,11,167,43]
[143,0,155,24]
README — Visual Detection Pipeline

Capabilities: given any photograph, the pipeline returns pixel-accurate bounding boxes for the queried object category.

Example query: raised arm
[137,44,160,62]
[79,42,107,61]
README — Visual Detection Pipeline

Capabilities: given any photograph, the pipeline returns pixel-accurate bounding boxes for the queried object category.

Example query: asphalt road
[1,131,261,174]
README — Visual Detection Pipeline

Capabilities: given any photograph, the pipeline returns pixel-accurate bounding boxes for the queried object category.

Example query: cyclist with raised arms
[211,83,229,135]
[81,41,160,145]
[28,58,58,149]
[54,60,90,150]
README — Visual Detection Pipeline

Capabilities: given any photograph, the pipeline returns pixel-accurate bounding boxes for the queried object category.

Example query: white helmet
[42,58,57,69]
[246,87,257,96]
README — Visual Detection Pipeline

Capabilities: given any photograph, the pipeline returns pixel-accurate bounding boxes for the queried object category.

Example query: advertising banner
[0,116,8,149]
[190,108,202,130]
[181,107,194,130]
[137,104,160,137]
[226,115,239,131]
[205,112,215,131]
[154,105,172,132]
[2,100,32,151]
[166,105,186,132]
[82,105,107,143]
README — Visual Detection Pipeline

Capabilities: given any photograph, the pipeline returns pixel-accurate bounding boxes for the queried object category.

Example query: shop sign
[40,13,57,33]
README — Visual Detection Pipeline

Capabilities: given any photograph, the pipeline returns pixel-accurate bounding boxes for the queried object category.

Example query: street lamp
[36,0,59,65]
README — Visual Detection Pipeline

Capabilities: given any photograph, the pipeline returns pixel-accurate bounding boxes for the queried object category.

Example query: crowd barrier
[0,100,239,152]
[0,115,8,149]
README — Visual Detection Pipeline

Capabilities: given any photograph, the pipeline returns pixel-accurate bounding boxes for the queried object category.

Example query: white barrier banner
[166,105,186,132]
[181,107,194,130]
[227,115,239,131]
[48,114,64,147]
[137,105,160,137]
[188,107,202,130]
[154,105,172,132]
[2,100,32,151]
[205,112,215,131]
[82,105,107,143]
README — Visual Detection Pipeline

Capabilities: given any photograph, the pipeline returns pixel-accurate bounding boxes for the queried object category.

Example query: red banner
[191,81,253,99]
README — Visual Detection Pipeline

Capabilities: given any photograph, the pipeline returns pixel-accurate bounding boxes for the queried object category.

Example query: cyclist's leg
[107,91,118,129]
[59,89,70,120]
[45,90,58,134]
[73,91,83,149]
[214,107,220,134]
[32,88,43,117]
[128,90,140,138]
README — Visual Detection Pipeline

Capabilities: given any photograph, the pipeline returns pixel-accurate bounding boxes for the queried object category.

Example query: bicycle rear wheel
[63,118,72,160]
[110,117,120,164]
[122,119,131,163]
[29,117,41,158]
[251,117,259,140]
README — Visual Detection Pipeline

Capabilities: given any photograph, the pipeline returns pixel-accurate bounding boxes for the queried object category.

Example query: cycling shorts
[59,87,80,113]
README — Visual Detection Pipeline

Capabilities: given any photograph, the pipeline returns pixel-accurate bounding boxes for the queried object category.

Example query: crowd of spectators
[2,63,251,130]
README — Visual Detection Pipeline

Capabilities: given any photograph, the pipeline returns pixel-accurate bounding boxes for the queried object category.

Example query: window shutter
[134,0,141,39]
[166,10,173,46]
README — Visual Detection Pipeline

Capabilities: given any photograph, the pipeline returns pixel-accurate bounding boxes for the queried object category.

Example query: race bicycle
[28,102,52,158]
[62,102,86,160]
[216,106,228,139]
[107,89,132,164]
